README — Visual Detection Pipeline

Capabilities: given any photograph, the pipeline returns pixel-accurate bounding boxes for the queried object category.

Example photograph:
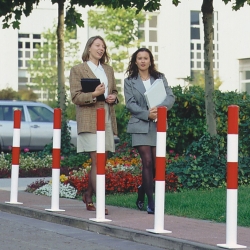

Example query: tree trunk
[57,0,66,111]
[202,0,217,136]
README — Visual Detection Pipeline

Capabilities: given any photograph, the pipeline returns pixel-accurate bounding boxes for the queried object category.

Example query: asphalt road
[0,211,165,250]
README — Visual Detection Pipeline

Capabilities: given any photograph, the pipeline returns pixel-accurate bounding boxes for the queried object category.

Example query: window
[245,83,250,94]
[246,71,250,80]
[18,34,29,38]
[190,10,219,73]
[18,77,28,83]
[0,106,25,121]
[139,13,159,69]
[149,16,157,27]
[25,42,30,49]
[27,106,53,122]
[149,30,157,42]
[33,42,41,48]
[33,34,41,39]
[191,11,199,25]
[191,27,200,39]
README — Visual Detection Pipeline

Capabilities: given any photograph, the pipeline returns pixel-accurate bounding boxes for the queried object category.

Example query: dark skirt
[132,121,157,147]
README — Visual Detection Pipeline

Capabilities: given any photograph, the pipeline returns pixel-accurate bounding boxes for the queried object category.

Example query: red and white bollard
[217,105,246,249]
[90,108,111,222]
[6,110,23,204]
[147,106,171,234]
[46,108,65,212]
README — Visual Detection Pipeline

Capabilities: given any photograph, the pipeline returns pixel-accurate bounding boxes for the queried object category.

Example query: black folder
[80,78,105,101]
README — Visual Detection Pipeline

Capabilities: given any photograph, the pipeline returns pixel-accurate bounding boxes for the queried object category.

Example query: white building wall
[0,21,18,91]
[0,0,250,94]
[158,1,193,88]
[217,3,250,91]
[158,0,250,91]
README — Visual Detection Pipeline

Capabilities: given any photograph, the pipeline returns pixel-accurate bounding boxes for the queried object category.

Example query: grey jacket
[124,74,175,133]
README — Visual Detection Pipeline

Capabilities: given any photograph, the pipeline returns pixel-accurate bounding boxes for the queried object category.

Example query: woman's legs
[136,145,156,210]
[84,151,108,203]
[84,151,96,204]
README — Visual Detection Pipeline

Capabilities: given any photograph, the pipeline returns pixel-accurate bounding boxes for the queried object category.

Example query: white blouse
[87,61,108,98]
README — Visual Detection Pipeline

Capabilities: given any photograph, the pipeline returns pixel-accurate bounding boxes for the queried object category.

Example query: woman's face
[135,51,151,72]
[89,38,105,63]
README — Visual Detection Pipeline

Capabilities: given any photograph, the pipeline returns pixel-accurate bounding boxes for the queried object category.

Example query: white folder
[144,79,167,108]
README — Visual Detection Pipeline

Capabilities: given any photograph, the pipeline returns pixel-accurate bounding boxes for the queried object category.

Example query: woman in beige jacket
[69,36,118,215]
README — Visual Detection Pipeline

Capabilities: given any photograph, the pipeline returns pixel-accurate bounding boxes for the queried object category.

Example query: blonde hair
[82,36,110,64]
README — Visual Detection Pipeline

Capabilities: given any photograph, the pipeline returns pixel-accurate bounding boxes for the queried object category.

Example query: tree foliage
[88,7,145,72]
[222,0,250,10]
[27,24,81,102]
[188,71,222,90]
[0,87,38,101]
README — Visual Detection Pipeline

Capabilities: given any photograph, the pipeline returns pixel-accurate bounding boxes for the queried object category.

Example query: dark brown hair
[125,48,162,79]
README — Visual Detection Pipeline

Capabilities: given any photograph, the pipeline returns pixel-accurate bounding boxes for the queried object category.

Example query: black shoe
[136,185,145,210]
[147,206,155,214]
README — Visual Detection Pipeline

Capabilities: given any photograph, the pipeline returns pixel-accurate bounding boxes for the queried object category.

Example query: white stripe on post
[90,108,111,222]
[147,106,171,234]
[46,108,65,212]
[217,105,246,249]
[6,110,23,205]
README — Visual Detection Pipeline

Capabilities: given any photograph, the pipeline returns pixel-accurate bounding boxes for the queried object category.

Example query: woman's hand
[148,107,157,120]
[93,83,105,98]
[106,94,116,104]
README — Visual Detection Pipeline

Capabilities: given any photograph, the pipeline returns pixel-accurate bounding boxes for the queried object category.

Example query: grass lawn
[105,186,250,227]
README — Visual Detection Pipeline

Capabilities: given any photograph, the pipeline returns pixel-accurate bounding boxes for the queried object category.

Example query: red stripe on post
[157,107,167,132]
[228,105,239,134]
[53,108,61,129]
[97,153,106,175]
[12,147,20,165]
[227,162,238,189]
[52,148,61,169]
[155,157,166,181]
[97,108,105,131]
[14,110,21,129]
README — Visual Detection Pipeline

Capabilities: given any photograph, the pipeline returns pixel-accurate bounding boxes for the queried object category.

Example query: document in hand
[80,78,105,101]
[144,79,167,108]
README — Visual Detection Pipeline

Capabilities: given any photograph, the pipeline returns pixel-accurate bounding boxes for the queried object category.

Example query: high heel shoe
[82,193,96,211]
[136,185,145,210]
[147,205,154,214]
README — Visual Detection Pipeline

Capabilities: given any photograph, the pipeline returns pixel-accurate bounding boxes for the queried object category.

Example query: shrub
[167,133,227,190]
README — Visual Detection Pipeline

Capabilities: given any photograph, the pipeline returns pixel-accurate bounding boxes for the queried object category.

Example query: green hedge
[116,85,250,156]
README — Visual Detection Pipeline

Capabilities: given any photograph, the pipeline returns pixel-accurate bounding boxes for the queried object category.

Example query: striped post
[147,106,171,234]
[46,108,65,212]
[6,110,23,204]
[217,105,246,248]
[90,108,111,222]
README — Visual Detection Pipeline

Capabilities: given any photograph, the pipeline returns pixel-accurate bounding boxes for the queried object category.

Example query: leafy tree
[27,24,81,102]
[222,0,250,9]
[188,71,222,90]
[18,89,38,101]
[88,7,145,72]
[0,87,38,101]
[0,88,18,100]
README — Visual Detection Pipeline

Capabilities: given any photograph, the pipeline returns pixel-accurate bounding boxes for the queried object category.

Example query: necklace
[139,74,150,81]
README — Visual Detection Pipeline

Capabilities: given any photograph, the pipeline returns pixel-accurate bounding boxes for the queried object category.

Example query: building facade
[0,0,250,99]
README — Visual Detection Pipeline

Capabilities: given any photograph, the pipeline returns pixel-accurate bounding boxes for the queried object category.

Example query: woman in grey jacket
[124,48,175,214]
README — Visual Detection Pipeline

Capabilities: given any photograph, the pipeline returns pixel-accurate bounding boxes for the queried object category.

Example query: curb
[0,202,221,250]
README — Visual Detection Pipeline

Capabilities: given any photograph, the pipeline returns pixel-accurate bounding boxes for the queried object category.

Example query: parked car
[0,100,120,152]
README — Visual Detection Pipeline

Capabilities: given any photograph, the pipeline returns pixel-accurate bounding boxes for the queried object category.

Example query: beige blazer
[69,62,118,135]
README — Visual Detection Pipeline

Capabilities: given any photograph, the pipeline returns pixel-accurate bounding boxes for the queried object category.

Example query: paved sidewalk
[0,178,249,250]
